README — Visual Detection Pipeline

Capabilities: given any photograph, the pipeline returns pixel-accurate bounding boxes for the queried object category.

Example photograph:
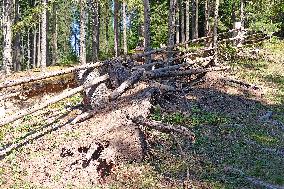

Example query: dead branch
[0,74,109,127]
[0,62,105,89]
[132,116,195,141]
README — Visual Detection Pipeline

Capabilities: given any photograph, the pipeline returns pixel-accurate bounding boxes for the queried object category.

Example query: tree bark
[0,74,109,127]
[114,0,120,57]
[105,0,110,54]
[192,0,199,39]
[240,0,244,29]
[51,2,58,66]
[37,22,41,68]
[32,28,37,68]
[143,0,151,64]
[122,0,127,55]
[41,0,48,68]
[3,0,13,74]
[80,0,87,64]
[231,0,236,29]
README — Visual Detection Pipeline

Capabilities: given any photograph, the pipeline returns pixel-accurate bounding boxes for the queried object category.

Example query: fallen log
[109,69,144,100]
[144,66,229,79]
[0,74,109,127]
[0,92,21,101]
[131,116,195,141]
[0,62,105,89]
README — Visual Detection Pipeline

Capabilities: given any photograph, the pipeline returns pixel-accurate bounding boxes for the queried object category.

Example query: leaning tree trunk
[167,0,177,63]
[114,0,120,57]
[3,0,13,75]
[80,0,87,65]
[143,0,151,64]
[51,2,58,66]
[41,0,47,68]
[122,0,127,55]
[92,0,99,62]
[192,0,199,39]
[213,0,219,65]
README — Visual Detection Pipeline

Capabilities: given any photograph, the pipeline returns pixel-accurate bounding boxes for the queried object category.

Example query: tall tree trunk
[3,0,13,74]
[240,0,244,28]
[204,0,210,36]
[114,0,119,57]
[37,22,41,68]
[168,0,177,63]
[213,0,219,64]
[105,0,110,55]
[231,0,236,29]
[51,2,58,66]
[185,0,190,42]
[122,0,127,55]
[192,0,198,39]
[175,0,180,44]
[92,0,99,62]
[180,1,185,42]
[80,0,87,64]
[32,28,37,68]
[143,0,151,64]
[13,0,21,72]
[27,30,31,70]
[41,0,47,68]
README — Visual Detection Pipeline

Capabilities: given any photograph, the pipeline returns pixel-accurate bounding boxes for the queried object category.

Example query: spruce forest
[0,0,284,188]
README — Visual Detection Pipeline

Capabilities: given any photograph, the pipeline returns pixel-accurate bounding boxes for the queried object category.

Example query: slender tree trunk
[41,0,47,68]
[240,0,244,29]
[213,0,219,64]
[122,0,127,55]
[3,0,13,74]
[80,0,87,64]
[192,0,198,39]
[185,0,190,42]
[175,0,180,44]
[143,0,151,64]
[92,0,99,62]
[231,0,236,28]
[33,28,37,68]
[168,0,177,63]
[27,30,31,70]
[114,0,119,57]
[37,22,41,68]
[180,1,185,42]
[13,0,21,72]
[204,0,210,36]
[51,2,58,66]
[105,0,110,55]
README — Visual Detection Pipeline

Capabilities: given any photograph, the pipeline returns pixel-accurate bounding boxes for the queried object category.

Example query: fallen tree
[0,74,109,127]
[0,62,105,89]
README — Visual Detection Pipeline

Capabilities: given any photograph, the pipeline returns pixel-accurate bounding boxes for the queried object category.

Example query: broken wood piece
[131,116,195,141]
[149,82,178,92]
[0,74,109,127]
[109,69,144,100]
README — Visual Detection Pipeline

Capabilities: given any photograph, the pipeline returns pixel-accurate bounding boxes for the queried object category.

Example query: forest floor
[0,39,284,189]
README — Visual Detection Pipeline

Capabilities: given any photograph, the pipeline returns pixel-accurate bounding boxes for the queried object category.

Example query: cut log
[132,116,195,141]
[0,62,105,89]
[0,74,109,127]
[144,66,229,79]
[109,69,144,100]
